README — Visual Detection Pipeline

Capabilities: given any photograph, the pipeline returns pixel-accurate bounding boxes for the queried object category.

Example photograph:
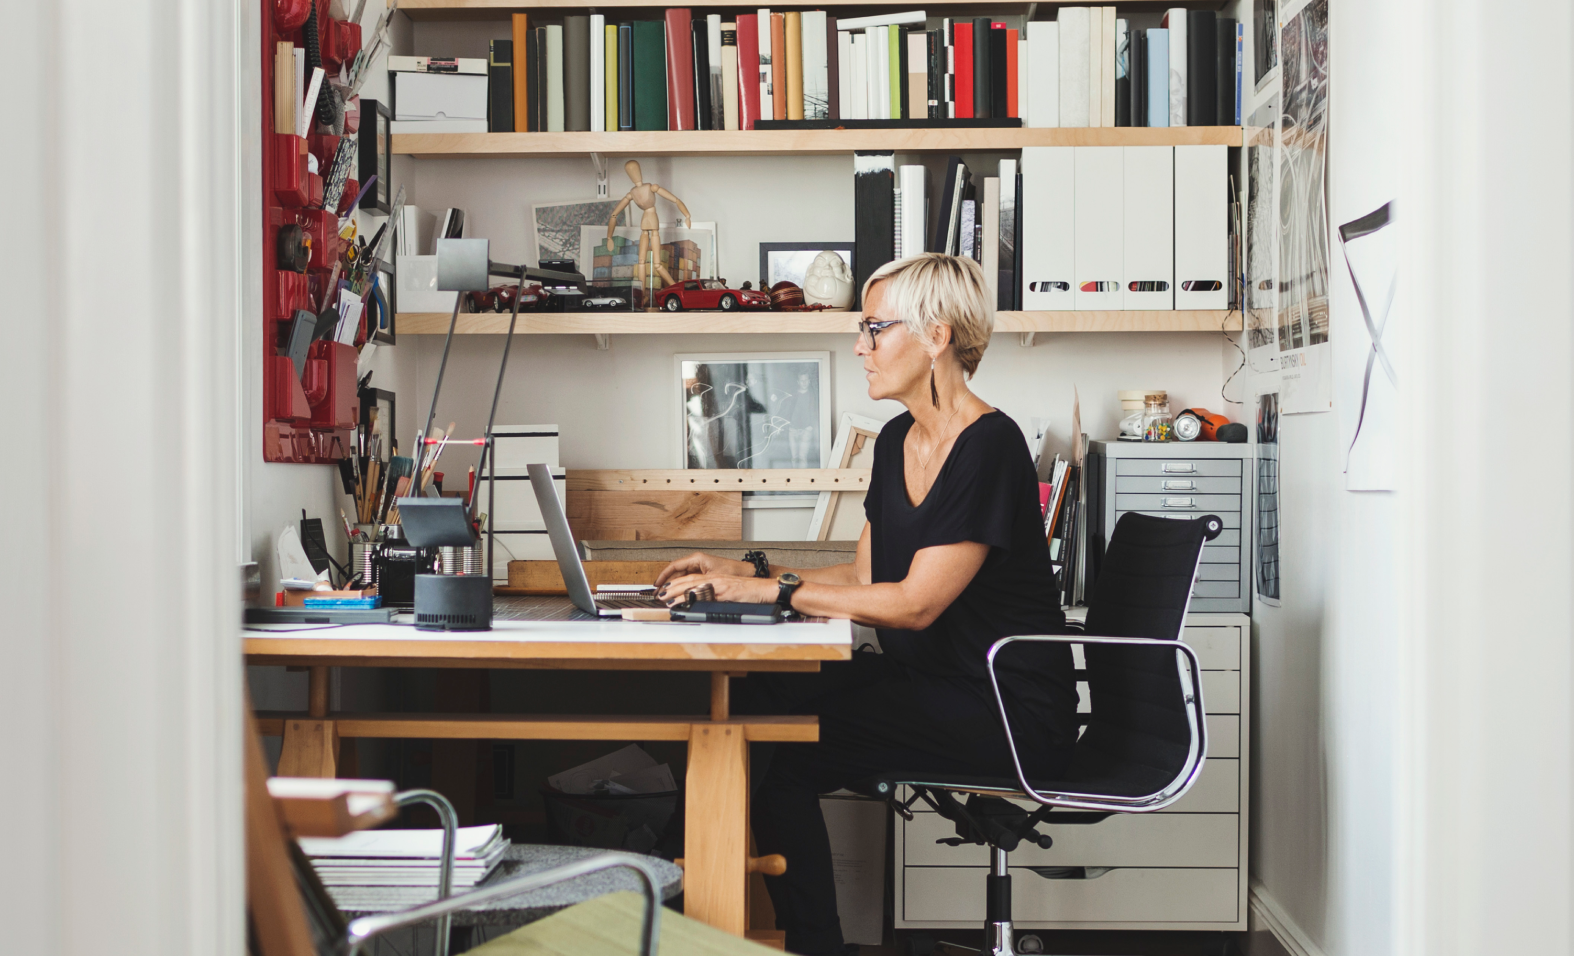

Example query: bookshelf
[399,0,1220,18]
[396,310,1242,334]
[395,126,1245,158]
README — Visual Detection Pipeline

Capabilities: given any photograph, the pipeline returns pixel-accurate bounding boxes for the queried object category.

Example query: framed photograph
[676,352,832,471]
[759,241,855,290]
[358,387,397,464]
[356,100,392,213]
[530,198,628,269]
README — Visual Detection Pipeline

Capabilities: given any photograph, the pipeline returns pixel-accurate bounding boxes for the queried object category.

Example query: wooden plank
[507,559,672,593]
[394,127,1244,155]
[277,719,338,778]
[398,310,1241,335]
[567,468,871,492]
[245,710,318,956]
[270,788,399,838]
[566,489,742,541]
[257,712,820,742]
[685,723,751,934]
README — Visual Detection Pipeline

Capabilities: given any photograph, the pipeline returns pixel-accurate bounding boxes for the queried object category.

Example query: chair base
[987,918,1018,956]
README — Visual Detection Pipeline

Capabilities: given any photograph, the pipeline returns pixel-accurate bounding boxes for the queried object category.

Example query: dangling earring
[930,358,940,407]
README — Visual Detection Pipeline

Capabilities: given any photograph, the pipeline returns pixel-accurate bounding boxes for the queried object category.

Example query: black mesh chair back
[1067,512,1221,797]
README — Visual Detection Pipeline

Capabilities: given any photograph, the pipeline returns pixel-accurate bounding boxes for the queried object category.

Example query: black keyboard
[593,594,667,610]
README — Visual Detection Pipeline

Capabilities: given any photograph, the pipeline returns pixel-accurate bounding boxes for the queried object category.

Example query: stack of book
[298,824,510,910]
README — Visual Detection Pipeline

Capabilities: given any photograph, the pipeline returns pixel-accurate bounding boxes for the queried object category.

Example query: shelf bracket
[591,152,609,200]
[593,333,612,351]
[1019,332,1038,347]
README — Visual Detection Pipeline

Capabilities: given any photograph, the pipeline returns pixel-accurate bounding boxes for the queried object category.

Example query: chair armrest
[983,634,1208,813]
[343,853,666,956]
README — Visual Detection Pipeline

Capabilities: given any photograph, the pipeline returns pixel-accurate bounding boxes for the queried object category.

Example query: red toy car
[656,279,771,312]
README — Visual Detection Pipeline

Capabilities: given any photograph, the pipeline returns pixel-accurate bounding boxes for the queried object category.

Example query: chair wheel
[1016,934,1045,954]
[905,933,937,956]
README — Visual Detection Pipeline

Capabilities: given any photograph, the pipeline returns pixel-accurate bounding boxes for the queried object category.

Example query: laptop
[527,463,669,617]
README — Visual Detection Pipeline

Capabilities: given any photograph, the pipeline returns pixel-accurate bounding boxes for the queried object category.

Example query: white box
[489,528,556,582]
[488,468,566,529]
[491,425,561,470]
[1122,145,1174,310]
[1174,144,1229,309]
[1073,145,1123,310]
[1020,147,1076,311]
[393,71,489,122]
[396,255,457,313]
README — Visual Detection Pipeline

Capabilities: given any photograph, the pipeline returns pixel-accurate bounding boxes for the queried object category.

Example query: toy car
[583,294,628,310]
[656,279,771,312]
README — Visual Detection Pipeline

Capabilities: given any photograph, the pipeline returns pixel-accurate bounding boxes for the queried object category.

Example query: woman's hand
[654,552,754,588]
[657,572,778,607]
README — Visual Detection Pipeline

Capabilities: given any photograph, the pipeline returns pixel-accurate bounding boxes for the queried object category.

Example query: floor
[857,929,1247,956]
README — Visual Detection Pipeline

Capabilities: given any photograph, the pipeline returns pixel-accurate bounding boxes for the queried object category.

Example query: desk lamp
[398,238,584,630]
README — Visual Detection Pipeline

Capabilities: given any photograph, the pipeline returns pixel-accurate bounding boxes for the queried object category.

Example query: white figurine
[802,250,854,310]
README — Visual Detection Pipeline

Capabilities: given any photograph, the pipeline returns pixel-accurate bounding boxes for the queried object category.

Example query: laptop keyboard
[593,594,668,610]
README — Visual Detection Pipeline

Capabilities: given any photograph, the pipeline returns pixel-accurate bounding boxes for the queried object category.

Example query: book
[802,11,828,120]
[981,176,1000,303]
[721,22,740,130]
[972,17,990,118]
[997,158,1017,310]
[941,19,954,119]
[838,10,926,31]
[1025,21,1057,128]
[1215,17,1237,127]
[1146,28,1168,127]
[590,15,605,131]
[618,24,634,130]
[898,164,926,256]
[545,24,565,132]
[924,30,939,119]
[840,29,855,118]
[664,9,695,130]
[1163,7,1186,126]
[889,25,902,119]
[894,179,903,257]
[737,13,762,129]
[529,28,544,132]
[1007,29,1020,118]
[770,14,787,119]
[758,10,774,120]
[1129,27,1144,127]
[1100,6,1116,126]
[827,16,840,120]
[908,32,927,119]
[564,16,591,131]
[952,21,974,119]
[988,23,1008,120]
[959,198,976,259]
[1012,166,1024,308]
[866,26,885,119]
[605,23,619,131]
[387,56,487,74]
[511,14,530,131]
[1114,19,1129,127]
[631,19,667,131]
[1234,20,1243,124]
[850,33,867,119]
[707,15,725,129]
[1088,8,1102,127]
[1057,7,1088,127]
[933,155,965,253]
[785,12,804,120]
[692,18,712,129]
[853,152,896,306]
[1186,10,1216,125]
[488,39,513,132]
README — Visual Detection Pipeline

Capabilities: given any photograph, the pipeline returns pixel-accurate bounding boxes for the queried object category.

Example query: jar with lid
[1142,394,1174,442]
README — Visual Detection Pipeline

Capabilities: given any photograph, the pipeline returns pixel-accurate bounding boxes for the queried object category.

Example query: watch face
[780,572,801,585]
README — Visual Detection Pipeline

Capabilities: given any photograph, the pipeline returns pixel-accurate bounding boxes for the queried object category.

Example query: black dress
[742,409,1077,955]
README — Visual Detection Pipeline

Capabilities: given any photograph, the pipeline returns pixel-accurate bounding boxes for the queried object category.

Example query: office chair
[856,512,1222,956]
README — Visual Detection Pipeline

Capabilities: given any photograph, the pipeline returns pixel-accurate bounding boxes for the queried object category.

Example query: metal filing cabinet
[1086,440,1253,613]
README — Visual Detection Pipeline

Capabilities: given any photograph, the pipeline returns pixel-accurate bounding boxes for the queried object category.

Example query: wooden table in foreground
[244,606,852,938]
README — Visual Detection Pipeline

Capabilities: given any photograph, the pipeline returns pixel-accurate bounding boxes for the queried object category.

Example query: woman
[655,254,1077,955]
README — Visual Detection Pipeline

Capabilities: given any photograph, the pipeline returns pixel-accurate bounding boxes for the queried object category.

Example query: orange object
[1178,407,1230,441]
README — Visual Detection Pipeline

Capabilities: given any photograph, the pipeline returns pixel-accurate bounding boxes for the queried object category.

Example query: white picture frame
[675,351,832,472]
[806,413,886,541]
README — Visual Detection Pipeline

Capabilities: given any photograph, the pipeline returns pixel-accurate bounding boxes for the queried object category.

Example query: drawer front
[1181,625,1241,669]
[1193,580,1241,599]
[1120,509,1241,528]
[1201,546,1241,563]
[1116,458,1243,477]
[1116,475,1241,494]
[1116,493,1243,513]
[904,866,1240,924]
[905,811,1239,867]
[1075,670,1236,714]
[1207,715,1240,757]
[1196,563,1238,581]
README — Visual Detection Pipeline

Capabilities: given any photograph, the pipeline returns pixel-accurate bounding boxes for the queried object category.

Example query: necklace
[914,401,965,475]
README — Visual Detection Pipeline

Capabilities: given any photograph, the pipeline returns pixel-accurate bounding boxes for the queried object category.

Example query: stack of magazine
[299,824,510,911]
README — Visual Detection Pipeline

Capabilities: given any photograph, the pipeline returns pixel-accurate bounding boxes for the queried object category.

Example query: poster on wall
[1335,203,1402,491]
[1254,391,1282,607]
[1246,97,1280,374]
[1275,0,1332,414]
[1253,0,1279,91]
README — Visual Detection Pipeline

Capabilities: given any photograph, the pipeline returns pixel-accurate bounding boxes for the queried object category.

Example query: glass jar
[1118,390,1152,440]
[1143,395,1174,442]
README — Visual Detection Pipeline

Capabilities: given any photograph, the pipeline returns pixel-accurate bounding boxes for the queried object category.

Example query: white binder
[1021,147,1076,311]
[1025,22,1058,128]
[1057,7,1090,128]
[1174,144,1228,309]
[1122,146,1174,310]
[1073,146,1123,310]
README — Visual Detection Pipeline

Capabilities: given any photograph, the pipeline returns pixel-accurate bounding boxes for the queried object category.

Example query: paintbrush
[419,422,457,493]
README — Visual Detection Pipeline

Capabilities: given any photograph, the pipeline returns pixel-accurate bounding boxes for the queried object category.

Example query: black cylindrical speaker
[414,574,493,631]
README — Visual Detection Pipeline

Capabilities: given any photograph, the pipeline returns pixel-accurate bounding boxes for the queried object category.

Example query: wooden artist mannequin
[607,160,692,300]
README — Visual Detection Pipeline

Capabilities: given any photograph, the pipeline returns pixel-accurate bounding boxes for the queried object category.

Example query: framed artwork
[530,198,628,268]
[358,387,397,465]
[356,99,392,213]
[759,242,855,290]
[676,352,832,471]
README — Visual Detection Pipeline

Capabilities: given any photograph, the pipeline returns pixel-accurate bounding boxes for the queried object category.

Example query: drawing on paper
[1276,0,1329,354]
[1246,98,1280,356]
[678,353,832,472]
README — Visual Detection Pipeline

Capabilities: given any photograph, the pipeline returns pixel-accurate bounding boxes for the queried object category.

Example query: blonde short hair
[862,253,993,376]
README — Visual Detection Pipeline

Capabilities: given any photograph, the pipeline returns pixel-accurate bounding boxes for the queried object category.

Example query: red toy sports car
[656,279,772,312]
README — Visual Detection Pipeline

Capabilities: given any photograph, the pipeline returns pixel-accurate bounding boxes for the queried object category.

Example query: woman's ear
[929,323,954,359]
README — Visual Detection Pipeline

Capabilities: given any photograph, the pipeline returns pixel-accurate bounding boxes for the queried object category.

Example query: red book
[1006,27,1019,117]
[953,21,974,119]
[736,13,761,129]
[665,8,696,130]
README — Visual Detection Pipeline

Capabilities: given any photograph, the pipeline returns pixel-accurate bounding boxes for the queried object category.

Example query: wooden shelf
[401,0,1220,18]
[397,310,1241,334]
[394,126,1244,158]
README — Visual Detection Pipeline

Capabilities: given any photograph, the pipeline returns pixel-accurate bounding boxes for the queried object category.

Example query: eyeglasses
[857,319,900,350]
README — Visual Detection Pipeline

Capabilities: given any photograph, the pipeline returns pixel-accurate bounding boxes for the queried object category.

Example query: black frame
[358,387,397,463]
[370,259,397,345]
[357,99,393,213]
[757,241,856,291]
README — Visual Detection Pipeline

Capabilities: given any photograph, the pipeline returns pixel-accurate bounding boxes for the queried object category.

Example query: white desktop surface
[244,616,854,646]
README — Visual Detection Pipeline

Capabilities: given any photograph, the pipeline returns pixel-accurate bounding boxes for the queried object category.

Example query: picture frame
[369,259,396,344]
[358,387,397,464]
[530,198,628,269]
[806,413,886,541]
[758,241,855,290]
[676,351,833,472]
[356,100,392,213]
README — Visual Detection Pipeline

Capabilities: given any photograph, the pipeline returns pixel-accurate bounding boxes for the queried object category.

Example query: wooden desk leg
[307,666,330,718]
[278,719,338,778]
[710,672,730,722]
[685,722,749,935]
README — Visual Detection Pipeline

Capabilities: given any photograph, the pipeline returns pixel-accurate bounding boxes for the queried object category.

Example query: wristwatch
[744,550,771,578]
[775,572,803,610]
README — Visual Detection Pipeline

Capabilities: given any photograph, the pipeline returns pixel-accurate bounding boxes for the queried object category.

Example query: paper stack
[299,824,510,910]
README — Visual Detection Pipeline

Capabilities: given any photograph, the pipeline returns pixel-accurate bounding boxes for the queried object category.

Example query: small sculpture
[802,250,855,310]
[608,160,693,307]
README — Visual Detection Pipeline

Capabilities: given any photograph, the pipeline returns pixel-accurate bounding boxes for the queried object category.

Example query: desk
[244,603,852,937]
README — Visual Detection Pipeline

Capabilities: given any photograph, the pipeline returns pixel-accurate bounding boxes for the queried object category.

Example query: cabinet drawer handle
[1161,462,1197,473]
[1162,479,1196,491]
[1162,497,1197,508]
